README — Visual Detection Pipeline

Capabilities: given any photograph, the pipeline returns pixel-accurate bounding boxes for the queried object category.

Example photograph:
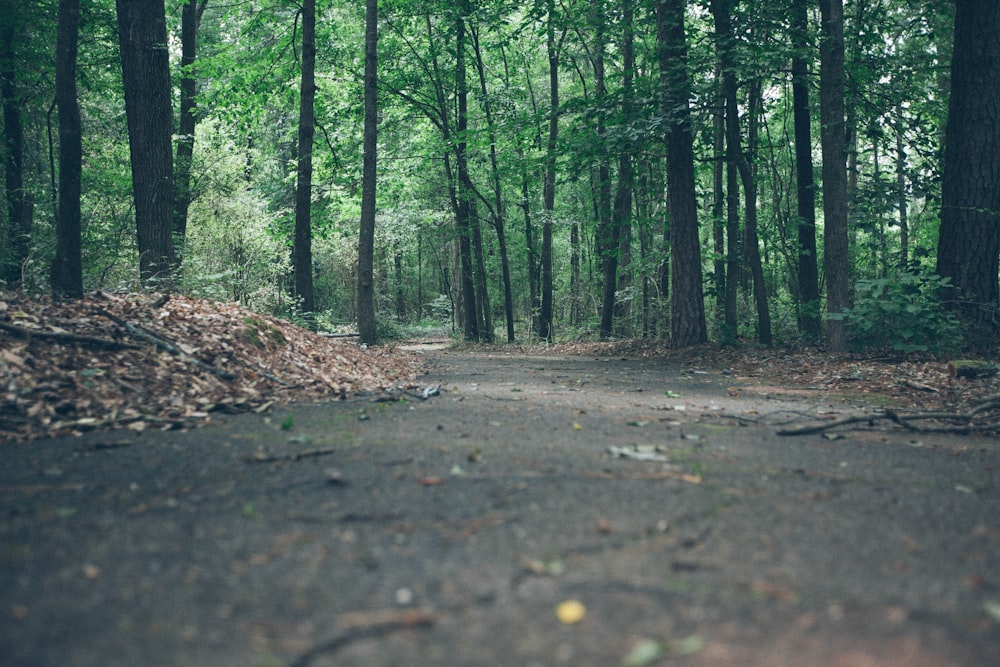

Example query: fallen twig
[94,308,235,381]
[246,447,338,464]
[779,398,1000,436]
[0,320,143,350]
[288,609,438,667]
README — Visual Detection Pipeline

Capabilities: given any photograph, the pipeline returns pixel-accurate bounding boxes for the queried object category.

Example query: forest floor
[2,293,1000,666]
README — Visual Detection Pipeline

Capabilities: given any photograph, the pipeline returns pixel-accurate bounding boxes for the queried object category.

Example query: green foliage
[832,272,961,353]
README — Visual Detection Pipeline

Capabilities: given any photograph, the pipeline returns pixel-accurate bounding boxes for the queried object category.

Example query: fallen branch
[776,414,878,436]
[94,308,235,381]
[288,609,438,667]
[246,447,338,464]
[0,320,143,350]
[779,399,1000,436]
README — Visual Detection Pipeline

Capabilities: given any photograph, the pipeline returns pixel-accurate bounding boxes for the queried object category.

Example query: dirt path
[2,348,998,666]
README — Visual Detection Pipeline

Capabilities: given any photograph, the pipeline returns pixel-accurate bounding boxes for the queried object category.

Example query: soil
[2,345,999,667]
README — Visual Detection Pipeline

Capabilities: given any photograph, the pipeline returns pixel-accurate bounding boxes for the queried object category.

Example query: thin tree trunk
[539,0,559,341]
[519,162,539,332]
[791,0,820,337]
[895,104,909,270]
[51,0,82,298]
[471,25,514,342]
[1,23,28,287]
[711,0,770,345]
[172,0,207,267]
[658,0,706,347]
[455,5,479,341]
[612,0,635,335]
[820,0,850,350]
[591,1,616,341]
[357,0,378,343]
[293,0,316,315]
[712,77,726,329]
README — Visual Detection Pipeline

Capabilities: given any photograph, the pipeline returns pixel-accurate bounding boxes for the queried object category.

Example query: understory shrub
[833,271,961,353]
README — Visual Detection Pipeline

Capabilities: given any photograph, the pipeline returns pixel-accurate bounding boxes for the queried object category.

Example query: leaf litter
[1,291,426,443]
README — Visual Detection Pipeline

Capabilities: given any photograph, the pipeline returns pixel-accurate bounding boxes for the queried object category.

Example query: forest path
[2,347,999,666]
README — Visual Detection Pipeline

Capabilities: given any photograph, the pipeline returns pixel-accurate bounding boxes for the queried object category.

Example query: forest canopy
[1,0,997,351]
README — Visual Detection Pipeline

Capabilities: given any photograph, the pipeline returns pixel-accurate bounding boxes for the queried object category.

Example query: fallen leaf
[555,599,586,624]
[621,638,664,667]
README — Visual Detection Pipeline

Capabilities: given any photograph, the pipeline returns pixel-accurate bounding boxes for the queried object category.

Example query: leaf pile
[1,292,426,444]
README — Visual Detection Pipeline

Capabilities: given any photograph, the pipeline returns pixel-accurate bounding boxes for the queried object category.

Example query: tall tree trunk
[819,0,849,350]
[591,1,616,341]
[116,0,176,285]
[172,0,208,267]
[711,0,770,345]
[51,0,82,298]
[895,104,908,270]
[539,0,559,341]
[1,22,28,288]
[471,25,514,342]
[743,81,771,345]
[519,162,539,332]
[293,0,316,315]
[936,0,1000,332]
[455,5,479,341]
[612,0,635,334]
[712,77,727,330]
[357,0,378,344]
[658,0,706,347]
[791,0,821,337]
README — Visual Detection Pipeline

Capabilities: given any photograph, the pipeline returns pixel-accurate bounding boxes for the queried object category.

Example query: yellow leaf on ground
[556,599,586,624]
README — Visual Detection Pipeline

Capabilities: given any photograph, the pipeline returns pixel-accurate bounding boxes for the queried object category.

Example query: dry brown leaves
[500,338,999,414]
[1,291,426,444]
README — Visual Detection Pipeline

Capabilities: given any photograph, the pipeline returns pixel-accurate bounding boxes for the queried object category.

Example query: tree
[658,0,706,347]
[819,0,849,350]
[710,0,770,346]
[1,13,30,287]
[936,0,1000,333]
[470,21,515,342]
[358,0,378,344]
[51,0,82,298]
[539,0,559,342]
[791,0,820,337]
[591,0,616,341]
[293,0,316,315]
[116,0,176,285]
[173,0,208,264]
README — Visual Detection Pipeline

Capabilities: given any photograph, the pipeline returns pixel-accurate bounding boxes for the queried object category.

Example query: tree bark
[1,22,29,287]
[791,0,821,337]
[172,0,208,267]
[819,0,850,350]
[471,24,514,342]
[454,5,480,341]
[895,104,909,270]
[293,0,316,315]
[51,0,83,298]
[539,0,559,342]
[357,0,378,344]
[116,0,176,286]
[658,0,706,347]
[936,0,1000,333]
[592,1,616,341]
[612,0,636,335]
